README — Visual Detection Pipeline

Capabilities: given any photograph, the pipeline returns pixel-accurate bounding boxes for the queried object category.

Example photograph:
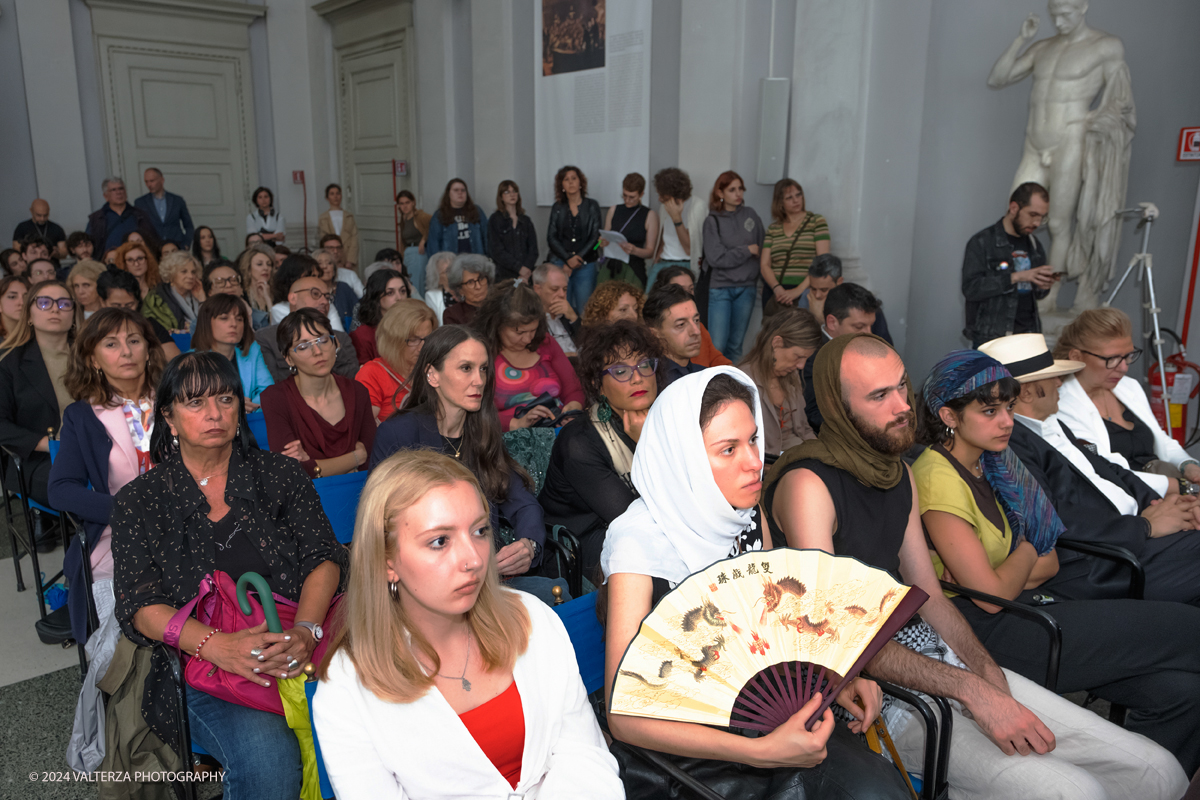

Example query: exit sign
[1179,128,1200,161]
[292,170,305,184]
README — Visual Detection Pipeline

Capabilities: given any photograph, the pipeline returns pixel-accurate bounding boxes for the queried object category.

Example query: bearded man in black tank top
[761,335,1162,800]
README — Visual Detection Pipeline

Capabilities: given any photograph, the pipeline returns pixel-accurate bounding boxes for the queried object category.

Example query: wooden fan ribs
[611,549,929,734]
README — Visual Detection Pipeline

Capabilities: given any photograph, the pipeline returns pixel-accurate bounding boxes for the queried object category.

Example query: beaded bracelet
[194,628,220,661]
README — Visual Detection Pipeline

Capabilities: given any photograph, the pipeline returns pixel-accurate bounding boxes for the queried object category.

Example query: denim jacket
[961,217,1049,343]
[426,210,488,255]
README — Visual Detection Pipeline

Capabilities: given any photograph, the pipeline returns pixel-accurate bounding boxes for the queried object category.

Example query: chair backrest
[313,471,370,544]
[48,439,60,462]
[552,591,606,695]
[502,428,557,495]
[245,410,269,451]
[171,331,192,352]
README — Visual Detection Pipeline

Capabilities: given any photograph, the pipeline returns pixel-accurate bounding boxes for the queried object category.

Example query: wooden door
[103,46,256,256]
[337,36,413,270]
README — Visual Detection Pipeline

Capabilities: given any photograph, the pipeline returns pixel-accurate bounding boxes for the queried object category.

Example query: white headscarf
[600,366,764,586]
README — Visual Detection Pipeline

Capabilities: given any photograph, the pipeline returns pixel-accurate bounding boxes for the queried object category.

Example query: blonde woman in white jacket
[1053,309,1200,498]
[312,450,622,800]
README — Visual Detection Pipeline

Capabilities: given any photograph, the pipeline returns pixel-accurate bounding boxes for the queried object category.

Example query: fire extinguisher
[1148,353,1200,446]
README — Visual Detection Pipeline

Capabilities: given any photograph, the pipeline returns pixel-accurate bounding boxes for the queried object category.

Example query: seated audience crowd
[4,168,1199,800]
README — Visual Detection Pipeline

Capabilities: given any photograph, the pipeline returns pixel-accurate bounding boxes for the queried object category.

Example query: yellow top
[912,447,1013,596]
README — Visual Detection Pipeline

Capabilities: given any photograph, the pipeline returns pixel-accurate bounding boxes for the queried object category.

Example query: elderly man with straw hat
[979,333,1200,607]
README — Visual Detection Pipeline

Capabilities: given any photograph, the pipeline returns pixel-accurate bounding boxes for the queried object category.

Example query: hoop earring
[946,426,956,449]
[388,581,400,601]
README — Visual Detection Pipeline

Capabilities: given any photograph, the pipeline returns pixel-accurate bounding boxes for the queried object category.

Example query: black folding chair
[2,447,73,632]
[940,536,1142,728]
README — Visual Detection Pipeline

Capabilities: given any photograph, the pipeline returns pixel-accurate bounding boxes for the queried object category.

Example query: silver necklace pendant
[199,477,210,486]
[461,678,472,692]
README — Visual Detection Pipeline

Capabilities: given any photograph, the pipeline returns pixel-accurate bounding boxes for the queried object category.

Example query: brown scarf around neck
[764,333,914,492]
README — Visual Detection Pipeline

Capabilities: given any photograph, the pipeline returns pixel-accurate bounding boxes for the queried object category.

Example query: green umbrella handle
[236,571,283,634]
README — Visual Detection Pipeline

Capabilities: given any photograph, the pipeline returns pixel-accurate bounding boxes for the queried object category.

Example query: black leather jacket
[546,198,601,263]
[961,217,1049,343]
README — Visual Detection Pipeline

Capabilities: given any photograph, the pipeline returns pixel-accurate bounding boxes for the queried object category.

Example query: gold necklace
[442,435,462,460]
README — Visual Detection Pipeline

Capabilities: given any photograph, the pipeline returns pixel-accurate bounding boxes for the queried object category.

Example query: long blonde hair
[0,279,74,358]
[237,244,277,312]
[377,298,438,373]
[318,450,531,702]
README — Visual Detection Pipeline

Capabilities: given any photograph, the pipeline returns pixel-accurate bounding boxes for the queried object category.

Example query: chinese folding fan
[610,548,928,732]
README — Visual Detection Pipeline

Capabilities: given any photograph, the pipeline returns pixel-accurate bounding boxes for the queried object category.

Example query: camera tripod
[1104,202,1172,435]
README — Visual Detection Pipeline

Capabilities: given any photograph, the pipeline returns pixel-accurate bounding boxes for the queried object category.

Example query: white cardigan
[1056,375,1192,497]
[311,591,624,800]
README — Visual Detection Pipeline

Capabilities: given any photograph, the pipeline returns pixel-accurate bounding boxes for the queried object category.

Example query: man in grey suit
[134,167,195,249]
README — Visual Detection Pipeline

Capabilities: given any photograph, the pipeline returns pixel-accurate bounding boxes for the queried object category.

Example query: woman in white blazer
[247,186,286,245]
[1054,309,1200,497]
[312,450,622,800]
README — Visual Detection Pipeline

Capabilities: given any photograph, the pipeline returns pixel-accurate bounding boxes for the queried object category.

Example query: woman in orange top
[355,299,438,423]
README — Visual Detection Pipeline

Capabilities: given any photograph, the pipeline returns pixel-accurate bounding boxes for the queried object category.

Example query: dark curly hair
[653,168,693,202]
[576,320,666,406]
[915,376,1022,447]
[356,268,405,328]
[553,165,588,203]
[471,279,547,354]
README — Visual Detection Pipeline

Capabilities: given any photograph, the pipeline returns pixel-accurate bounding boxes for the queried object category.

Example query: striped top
[764,212,830,284]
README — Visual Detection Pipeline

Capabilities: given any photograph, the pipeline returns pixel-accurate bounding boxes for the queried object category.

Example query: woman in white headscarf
[600,366,909,799]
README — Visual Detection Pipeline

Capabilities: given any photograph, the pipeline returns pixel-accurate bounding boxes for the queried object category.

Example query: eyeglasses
[299,287,334,302]
[461,276,488,290]
[125,255,147,265]
[1081,348,1142,369]
[34,296,74,311]
[602,358,657,382]
[291,334,334,354]
[210,276,240,288]
[406,336,426,348]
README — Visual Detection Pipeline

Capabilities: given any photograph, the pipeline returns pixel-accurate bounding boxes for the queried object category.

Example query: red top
[259,374,376,477]
[349,324,378,363]
[355,357,409,422]
[457,681,525,789]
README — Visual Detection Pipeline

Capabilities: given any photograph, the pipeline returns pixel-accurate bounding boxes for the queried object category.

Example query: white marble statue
[988,0,1135,314]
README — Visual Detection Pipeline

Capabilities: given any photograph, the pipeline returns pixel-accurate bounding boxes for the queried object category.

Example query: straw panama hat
[978,333,1085,382]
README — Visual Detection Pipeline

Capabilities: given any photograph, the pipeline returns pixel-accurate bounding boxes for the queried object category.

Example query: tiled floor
[0,547,84,688]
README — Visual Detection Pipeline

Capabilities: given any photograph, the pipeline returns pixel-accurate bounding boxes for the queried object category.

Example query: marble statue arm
[987,13,1041,89]
[1089,43,1136,132]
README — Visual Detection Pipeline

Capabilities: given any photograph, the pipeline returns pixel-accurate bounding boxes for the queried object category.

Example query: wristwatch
[526,538,543,562]
[296,621,323,642]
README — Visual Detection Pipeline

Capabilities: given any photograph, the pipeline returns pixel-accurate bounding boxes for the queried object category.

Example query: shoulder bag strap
[776,213,814,282]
